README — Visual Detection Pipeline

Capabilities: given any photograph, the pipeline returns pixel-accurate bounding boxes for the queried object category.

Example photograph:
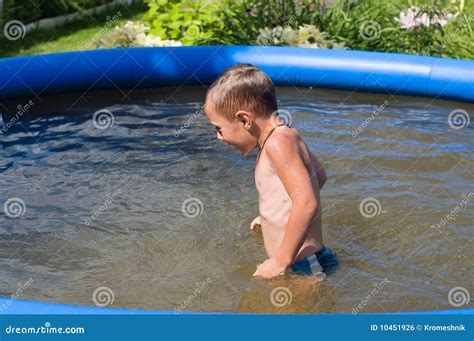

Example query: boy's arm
[254,135,318,275]
[309,151,327,189]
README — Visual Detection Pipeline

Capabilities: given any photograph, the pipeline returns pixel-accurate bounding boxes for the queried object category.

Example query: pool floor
[0,86,473,313]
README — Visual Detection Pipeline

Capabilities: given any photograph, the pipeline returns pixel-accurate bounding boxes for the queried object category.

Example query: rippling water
[0,87,473,313]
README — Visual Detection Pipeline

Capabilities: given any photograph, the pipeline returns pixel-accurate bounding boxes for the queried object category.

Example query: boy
[204,64,338,279]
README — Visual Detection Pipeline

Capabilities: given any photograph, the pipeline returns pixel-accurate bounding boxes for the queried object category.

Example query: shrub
[1,0,115,25]
[256,24,345,49]
[97,21,182,48]
[143,0,241,45]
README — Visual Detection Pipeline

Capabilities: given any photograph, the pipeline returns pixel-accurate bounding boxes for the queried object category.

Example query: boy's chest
[254,152,285,197]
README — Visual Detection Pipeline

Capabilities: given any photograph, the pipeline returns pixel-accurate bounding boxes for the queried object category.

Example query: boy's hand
[252,258,287,278]
[250,216,261,230]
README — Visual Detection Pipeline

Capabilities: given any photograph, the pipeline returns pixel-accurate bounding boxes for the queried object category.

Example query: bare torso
[255,125,324,263]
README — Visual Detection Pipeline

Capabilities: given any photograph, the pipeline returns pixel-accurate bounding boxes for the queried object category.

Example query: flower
[245,7,257,15]
[256,24,344,49]
[395,6,459,30]
[98,21,181,48]
[281,26,298,45]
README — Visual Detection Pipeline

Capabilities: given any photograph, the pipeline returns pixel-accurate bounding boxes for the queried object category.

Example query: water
[1,87,473,313]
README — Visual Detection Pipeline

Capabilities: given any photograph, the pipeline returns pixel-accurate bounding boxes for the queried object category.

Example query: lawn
[0,2,148,59]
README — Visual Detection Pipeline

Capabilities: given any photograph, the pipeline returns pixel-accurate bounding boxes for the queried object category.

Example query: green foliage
[3,0,114,24]
[226,0,324,44]
[143,0,243,45]
[317,0,474,59]
[0,1,147,58]
[142,0,473,59]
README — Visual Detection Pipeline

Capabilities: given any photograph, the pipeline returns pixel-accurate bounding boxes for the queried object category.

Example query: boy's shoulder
[265,126,302,161]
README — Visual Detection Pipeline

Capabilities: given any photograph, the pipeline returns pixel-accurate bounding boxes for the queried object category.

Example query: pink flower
[395,6,459,30]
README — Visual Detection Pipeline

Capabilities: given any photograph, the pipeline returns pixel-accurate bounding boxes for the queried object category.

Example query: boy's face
[204,102,257,156]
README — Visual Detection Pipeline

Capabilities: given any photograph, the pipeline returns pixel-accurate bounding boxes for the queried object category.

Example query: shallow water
[0,87,473,313]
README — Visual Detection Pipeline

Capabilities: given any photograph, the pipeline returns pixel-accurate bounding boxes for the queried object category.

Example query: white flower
[281,27,298,46]
[256,24,343,49]
[98,21,181,48]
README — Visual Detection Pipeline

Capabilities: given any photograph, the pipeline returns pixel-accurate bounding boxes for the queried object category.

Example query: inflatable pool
[0,297,472,314]
[1,46,474,103]
[0,46,473,315]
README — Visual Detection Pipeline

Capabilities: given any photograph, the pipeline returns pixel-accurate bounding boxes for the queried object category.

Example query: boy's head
[204,63,277,155]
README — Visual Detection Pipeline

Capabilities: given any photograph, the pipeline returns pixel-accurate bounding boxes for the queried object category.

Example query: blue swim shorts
[289,247,339,276]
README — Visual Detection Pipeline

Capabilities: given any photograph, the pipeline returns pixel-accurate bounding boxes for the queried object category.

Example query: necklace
[256,123,288,163]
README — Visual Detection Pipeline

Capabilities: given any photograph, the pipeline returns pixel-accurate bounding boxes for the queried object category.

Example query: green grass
[0,2,148,58]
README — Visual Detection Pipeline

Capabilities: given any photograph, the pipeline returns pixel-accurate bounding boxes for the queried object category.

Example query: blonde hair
[205,63,277,121]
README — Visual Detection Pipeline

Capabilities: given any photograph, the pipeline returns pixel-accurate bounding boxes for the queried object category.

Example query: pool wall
[1,46,474,103]
[0,46,472,314]
[0,297,473,315]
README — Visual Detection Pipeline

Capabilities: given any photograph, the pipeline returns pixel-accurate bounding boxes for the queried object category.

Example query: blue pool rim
[0,298,472,315]
[0,46,474,103]
[0,46,472,314]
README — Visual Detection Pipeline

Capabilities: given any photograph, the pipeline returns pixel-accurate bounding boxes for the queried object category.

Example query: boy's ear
[235,110,253,129]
